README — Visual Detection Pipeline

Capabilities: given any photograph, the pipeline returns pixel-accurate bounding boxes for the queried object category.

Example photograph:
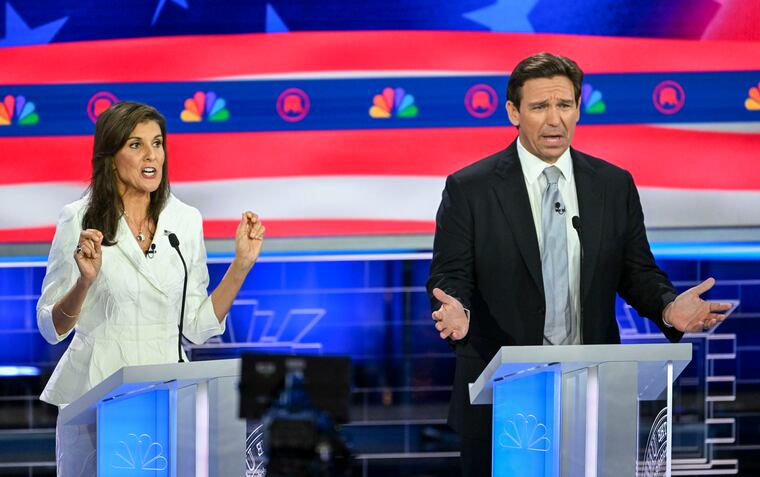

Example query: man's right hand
[431,288,469,341]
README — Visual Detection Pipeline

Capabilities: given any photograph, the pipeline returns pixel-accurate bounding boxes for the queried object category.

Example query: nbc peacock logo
[0,95,39,126]
[180,91,230,122]
[745,81,760,111]
[369,87,418,118]
[581,84,606,114]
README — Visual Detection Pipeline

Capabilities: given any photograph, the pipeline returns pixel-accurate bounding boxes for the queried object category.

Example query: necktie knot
[543,166,562,185]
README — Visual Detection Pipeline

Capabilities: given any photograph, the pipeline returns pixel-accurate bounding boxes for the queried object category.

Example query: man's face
[506,76,580,164]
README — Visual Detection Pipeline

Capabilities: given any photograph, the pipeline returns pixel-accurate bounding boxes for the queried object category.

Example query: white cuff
[37,305,73,344]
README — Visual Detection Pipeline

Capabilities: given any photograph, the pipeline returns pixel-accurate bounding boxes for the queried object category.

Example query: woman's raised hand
[233,211,265,270]
[74,229,103,286]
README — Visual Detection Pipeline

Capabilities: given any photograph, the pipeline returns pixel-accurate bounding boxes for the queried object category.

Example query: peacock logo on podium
[642,408,668,477]
[498,413,552,452]
[112,433,168,471]
[245,423,266,477]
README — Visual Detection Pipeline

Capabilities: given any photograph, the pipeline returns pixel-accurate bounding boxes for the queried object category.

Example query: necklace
[123,210,150,242]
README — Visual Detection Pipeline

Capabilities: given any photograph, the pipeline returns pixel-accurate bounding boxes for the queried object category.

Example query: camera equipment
[239,354,352,477]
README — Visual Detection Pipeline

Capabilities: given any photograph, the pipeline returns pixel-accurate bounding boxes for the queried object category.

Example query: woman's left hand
[233,211,265,270]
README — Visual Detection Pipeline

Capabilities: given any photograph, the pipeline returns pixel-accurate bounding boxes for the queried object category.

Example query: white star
[464,0,538,33]
[151,0,189,26]
[0,2,67,47]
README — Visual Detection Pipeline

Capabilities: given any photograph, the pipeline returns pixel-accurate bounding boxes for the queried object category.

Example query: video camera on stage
[239,354,352,477]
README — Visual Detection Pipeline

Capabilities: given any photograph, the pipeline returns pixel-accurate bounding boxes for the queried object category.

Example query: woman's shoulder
[164,194,202,217]
[58,197,88,225]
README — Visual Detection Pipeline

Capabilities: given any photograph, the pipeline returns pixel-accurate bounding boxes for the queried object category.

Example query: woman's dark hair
[82,101,169,245]
[506,52,584,109]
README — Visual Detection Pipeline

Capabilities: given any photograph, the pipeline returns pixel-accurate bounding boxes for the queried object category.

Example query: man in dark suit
[427,53,732,477]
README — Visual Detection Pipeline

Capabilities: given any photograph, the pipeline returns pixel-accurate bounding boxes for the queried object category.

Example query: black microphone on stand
[166,230,188,363]
[572,216,584,341]
[571,216,583,263]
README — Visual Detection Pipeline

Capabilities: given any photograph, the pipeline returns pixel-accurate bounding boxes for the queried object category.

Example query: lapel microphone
[146,243,157,259]
[165,230,188,363]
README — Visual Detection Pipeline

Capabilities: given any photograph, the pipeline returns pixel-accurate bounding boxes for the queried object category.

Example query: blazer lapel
[114,216,168,296]
[572,149,604,304]
[492,143,543,293]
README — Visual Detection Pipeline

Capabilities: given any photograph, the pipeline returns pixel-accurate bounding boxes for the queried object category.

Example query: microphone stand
[167,232,187,363]
[572,216,584,344]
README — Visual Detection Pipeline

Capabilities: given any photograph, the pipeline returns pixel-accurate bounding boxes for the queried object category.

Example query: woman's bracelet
[58,304,80,319]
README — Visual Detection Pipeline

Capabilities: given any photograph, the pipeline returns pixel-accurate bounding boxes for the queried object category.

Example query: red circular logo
[652,80,685,115]
[465,84,498,119]
[276,88,310,122]
[87,92,119,124]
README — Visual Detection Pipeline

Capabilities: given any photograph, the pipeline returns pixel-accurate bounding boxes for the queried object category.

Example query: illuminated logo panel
[87,91,119,123]
[653,80,686,115]
[745,81,760,111]
[465,84,498,118]
[0,95,38,126]
[276,88,310,122]
[369,87,418,118]
[582,84,606,114]
[181,91,230,122]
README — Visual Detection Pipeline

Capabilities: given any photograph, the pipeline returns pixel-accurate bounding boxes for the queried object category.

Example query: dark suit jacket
[427,140,682,439]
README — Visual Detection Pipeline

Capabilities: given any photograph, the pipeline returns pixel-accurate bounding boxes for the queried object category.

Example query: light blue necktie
[541,166,571,345]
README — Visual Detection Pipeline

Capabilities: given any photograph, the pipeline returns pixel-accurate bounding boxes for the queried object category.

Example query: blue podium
[469,344,692,477]
[57,359,247,476]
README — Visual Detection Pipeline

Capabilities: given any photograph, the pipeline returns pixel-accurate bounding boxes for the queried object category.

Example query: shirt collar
[517,137,574,185]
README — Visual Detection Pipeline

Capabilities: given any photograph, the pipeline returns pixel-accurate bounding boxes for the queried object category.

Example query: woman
[37,101,264,474]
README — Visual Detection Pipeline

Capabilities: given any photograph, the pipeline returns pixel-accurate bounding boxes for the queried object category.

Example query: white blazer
[37,194,225,407]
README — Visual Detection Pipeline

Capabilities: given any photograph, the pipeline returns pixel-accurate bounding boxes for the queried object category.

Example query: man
[427,52,732,477]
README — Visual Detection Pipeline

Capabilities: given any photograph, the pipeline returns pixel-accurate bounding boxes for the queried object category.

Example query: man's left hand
[663,277,732,332]
[431,288,469,340]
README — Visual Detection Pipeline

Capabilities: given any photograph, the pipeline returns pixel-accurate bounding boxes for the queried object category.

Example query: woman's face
[113,120,165,197]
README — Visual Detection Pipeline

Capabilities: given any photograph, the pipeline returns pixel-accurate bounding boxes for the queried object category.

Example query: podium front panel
[492,366,561,477]
[97,384,176,476]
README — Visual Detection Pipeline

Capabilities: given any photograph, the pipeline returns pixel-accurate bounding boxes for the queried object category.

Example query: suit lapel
[114,216,168,296]
[572,149,604,304]
[492,143,543,293]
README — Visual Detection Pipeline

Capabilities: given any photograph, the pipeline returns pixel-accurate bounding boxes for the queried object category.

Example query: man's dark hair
[506,52,584,109]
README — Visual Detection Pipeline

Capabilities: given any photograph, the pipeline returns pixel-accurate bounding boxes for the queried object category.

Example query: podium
[57,359,246,476]
[469,344,692,477]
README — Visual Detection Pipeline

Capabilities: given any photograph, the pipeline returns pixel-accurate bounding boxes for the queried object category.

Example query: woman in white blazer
[37,101,265,475]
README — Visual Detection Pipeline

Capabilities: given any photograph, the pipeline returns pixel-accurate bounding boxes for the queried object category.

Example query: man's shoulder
[572,148,633,181]
[450,147,512,185]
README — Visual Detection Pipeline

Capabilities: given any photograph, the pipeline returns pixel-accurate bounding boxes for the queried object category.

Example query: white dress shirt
[517,138,582,344]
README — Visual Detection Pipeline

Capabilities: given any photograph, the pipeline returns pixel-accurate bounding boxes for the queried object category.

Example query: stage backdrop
[1,0,759,242]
